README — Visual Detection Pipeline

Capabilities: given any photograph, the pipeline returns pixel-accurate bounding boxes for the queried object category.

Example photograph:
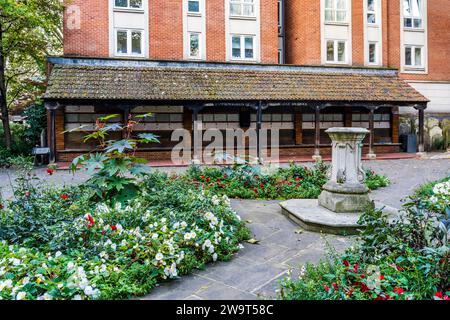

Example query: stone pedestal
[318,128,374,213]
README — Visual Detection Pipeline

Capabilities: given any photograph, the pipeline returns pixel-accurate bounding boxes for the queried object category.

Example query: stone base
[318,189,374,213]
[416,152,428,159]
[366,153,377,159]
[280,199,399,235]
[312,154,322,162]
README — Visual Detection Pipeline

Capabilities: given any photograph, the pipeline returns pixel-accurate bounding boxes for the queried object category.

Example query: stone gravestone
[318,128,374,213]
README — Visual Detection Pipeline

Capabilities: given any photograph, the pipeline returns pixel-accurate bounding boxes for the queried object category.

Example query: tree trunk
[0,21,12,150]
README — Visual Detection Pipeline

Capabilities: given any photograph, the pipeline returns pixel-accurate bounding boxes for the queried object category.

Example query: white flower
[155,253,164,261]
[180,221,187,228]
[43,293,53,300]
[84,286,98,296]
[208,245,215,254]
[0,279,13,291]
[22,277,30,285]
[55,251,62,258]
[152,233,159,240]
[16,292,26,300]
[72,295,82,300]
[204,239,212,248]
[161,225,167,233]
[67,262,75,271]
[173,222,180,229]
[10,258,21,266]
[111,243,117,251]
[212,253,218,262]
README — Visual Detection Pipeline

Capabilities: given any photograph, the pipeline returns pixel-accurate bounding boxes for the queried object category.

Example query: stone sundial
[280,127,397,235]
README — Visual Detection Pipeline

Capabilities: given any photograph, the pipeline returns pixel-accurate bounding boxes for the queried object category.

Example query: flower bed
[411,177,450,214]
[278,200,450,300]
[0,173,249,300]
[184,163,390,200]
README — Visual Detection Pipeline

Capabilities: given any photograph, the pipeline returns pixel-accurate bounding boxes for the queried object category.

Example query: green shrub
[411,177,450,214]
[278,204,450,300]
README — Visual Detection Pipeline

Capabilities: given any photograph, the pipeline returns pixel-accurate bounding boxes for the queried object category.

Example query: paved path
[142,200,353,300]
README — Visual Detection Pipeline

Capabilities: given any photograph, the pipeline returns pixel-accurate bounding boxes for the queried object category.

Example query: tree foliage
[0,0,63,148]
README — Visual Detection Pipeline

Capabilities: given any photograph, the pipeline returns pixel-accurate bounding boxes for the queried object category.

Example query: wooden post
[367,107,376,159]
[45,102,59,163]
[294,110,303,145]
[313,105,322,161]
[417,107,425,153]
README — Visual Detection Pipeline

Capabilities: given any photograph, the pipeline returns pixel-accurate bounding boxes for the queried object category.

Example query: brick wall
[351,0,364,66]
[63,0,109,57]
[63,0,278,63]
[285,0,321,65]
[149,0,183,60]
[260,0,279,64]
[206,0,226,62]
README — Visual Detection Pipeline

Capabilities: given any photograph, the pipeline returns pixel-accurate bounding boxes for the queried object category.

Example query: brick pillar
[294,110,303,145]
[391,107,399,144]
[55,109,65,155]
[183,107,193,131]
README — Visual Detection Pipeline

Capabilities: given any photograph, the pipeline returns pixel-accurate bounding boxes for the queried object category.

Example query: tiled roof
[44,63,428,103]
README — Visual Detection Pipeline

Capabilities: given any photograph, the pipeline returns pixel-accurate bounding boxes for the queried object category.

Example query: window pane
[230,3,241,15]
[369,43,376,63]
[403,0,411,16]
[243,4,254,16]
[115,0,127,7]
[327,41,334,61]
[131,31,141,54]
[413,18,422,28]
[325,9,334,22]
[117,31,128,54]
[367,0,375,11]
[404,18,412,28]
[414,47,422,66]
[232,36,241,58]
[325,0,333,9]
[338,42,345,62]
[367,13,376,24]
[188,1,200,12]
[245,37,254,58]
[412,0,421,17]
[336,10,346,22]
[129,0,142,8]
[405,47,412,65]
[190,33,199,57]
[336,0,346,9]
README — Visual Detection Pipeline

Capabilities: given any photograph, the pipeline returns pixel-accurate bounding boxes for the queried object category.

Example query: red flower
[25,191,31,198]
[343,260,350,267]
[200,175,205,180]
[102,230,106,235]
[353,263,359,273]
[346,288,354,297]
[46,168,55,175]
[295,177,301,181]
[435,291,443,299]
[260,183,265,188]
[379,275,385,280]
[0,203,3,210]
[60,194,70,200]
[206,177,210,183]
[332,283,339,290]
[375,295,386,300]
[324,285,330,292]
[110,225,117,231]
[86,214,95,228]
[360,282,370,293]
[394,287,405,295]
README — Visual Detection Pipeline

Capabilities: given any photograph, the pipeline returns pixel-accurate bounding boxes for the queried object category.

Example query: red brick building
[45,0,445,163]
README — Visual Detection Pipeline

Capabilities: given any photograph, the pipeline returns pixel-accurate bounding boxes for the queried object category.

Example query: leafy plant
[70,114,159,203]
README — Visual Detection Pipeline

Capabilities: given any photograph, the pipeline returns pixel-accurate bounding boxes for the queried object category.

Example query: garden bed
[0,171,249,300]
[278,177,450,301]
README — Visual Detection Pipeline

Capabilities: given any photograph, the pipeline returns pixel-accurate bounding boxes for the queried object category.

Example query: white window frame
[326,39,347,64]
[367,0,377,25]
[368,42,378,65]
[324,0,348,24]
[229,0,256,18]
[403,0,423,29]
[404,45,423,68]
[114,28,144,57]
[187,0,201,14]
[114,0,143,11]
[188,32,202,59]
[230,35,255,60]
